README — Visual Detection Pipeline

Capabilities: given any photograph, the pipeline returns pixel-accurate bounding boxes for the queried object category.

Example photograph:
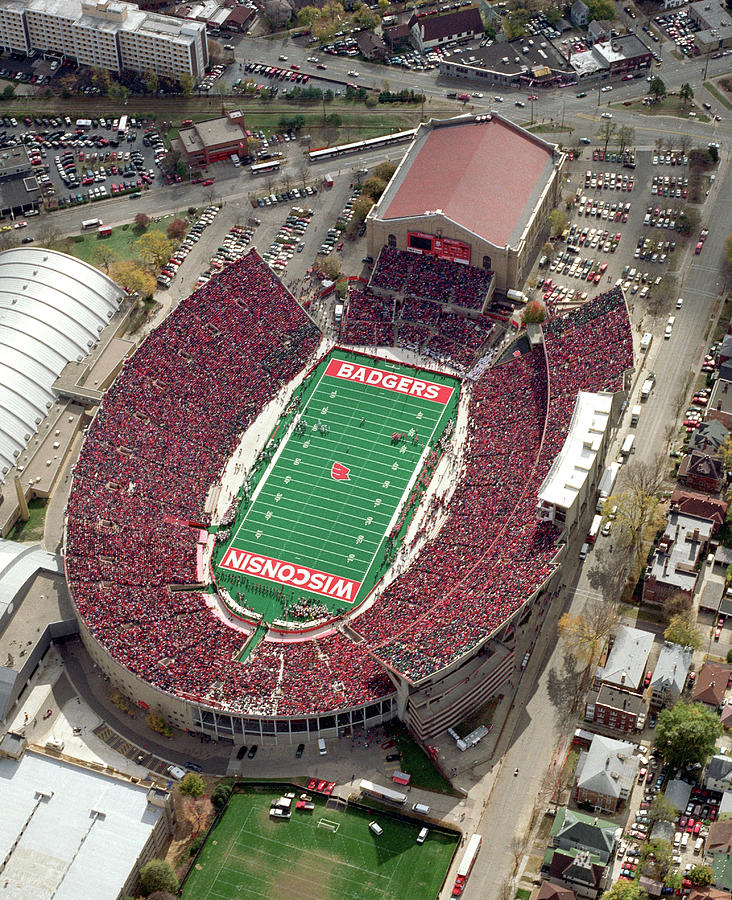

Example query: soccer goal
[317,819,340,833]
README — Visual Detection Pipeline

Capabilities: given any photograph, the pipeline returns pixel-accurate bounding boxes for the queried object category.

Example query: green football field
[214,350,459,621]
[181,789,458,900]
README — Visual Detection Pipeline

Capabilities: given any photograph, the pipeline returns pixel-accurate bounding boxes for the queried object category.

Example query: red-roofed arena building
[366,114,566,294]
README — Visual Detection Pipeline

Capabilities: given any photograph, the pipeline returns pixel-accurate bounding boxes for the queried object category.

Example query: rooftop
[595,624,654,692]
[178,112,247,153]
[441,35,567,76]
[693,661,730,706]
[575,733,638,799]
[537,391,612,512]
[411,6,483,42]
[648,509,712,591]
[0,749,169,899]
[595,683,645,714]
[651,641,693,695]
[709,378,732,416]
[375,114,559,249]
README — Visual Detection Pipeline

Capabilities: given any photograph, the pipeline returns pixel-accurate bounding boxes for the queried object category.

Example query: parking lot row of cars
[317,186,363,256]
[156,206,220,289]
[583,171,635,192]
[255,185,318,209]
[642,206,685,230]
[591,149,636,167]
[634,235,676,264]
[652,152,688,167]
[568,222,623,252]
[653,10,701,57]
[262,208,314,273]
[577,199,632,222]
[244,62,312,84]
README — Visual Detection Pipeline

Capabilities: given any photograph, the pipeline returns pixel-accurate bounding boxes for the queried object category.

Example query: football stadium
[64,116,633,744]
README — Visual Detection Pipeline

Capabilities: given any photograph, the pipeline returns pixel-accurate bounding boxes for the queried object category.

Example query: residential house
[706,755,732,793]
[534,883,576,900]
[585,684,645,735]
[409,7,484,51]
[544,848,608,899]
[550,808,618,865]
[678,451,725,494]
[356,31,387,60]
[639,876,665,897]
[588,19,612,42]
[719,790,732,816]
[708,379,732,431]
[721,706,732,731]
[650,642,693,710]
[642,510,712,607]
[383,23,411,48]
[571,0,589,27]
[670,490,728,533]
[688,888,731,900]
[664,778,692,813]
[593,625,654,694]
[692,662,730,708]
[690,420,730,455]
[706,821,732,892]
[573,734,638,813]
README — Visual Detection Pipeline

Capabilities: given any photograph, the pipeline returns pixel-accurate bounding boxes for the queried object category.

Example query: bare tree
[557,593,621,696]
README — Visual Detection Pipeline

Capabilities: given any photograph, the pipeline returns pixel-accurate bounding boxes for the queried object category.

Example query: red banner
[324,358,453,404]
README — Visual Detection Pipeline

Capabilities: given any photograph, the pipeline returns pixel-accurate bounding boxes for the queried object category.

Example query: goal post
[317,819,340,833]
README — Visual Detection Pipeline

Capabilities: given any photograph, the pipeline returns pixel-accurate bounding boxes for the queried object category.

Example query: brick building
[174,109,248,166]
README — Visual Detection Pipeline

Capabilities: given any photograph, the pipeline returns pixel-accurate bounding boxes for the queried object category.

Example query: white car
[601,112,613,119]
[472,92,483,97]
[347,70,359,77]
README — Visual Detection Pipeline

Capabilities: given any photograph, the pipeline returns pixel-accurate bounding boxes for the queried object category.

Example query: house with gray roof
[706,755,732,793]
[643,510,712,607]
[665,777,692,812]
[550,807,619,865]
[573,734,638,813]
[690,419,730,455]
[594,625,654,694]
[571,0,589,27]
[545,847,608,898]
[650,642,693,710]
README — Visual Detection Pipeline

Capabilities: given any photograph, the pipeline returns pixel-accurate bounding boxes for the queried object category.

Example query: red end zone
[220,549,361,603]
[325,358,453,404]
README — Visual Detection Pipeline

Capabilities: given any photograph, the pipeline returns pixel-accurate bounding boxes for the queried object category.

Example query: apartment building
[0,0,208,78]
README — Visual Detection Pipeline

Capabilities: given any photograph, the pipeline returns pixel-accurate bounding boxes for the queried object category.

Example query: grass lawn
[516,890,532,899]
[181,788,458,900]
[611,97,710,121]
[386,722,459,796]
[66,215,177,266]
[703,81,732,111]
[9,498,47,542]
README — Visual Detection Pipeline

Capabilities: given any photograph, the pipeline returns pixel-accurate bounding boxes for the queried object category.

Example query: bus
[308,129,416,163]
[81,217,102,230]
[587,513,602,544]
[117,114,128,136]
[250,159,282,175]
[358,779,406,806]
[620,433,635,460]
[75,118,92,130]
[452,834,482,896]
[596,461,621,513]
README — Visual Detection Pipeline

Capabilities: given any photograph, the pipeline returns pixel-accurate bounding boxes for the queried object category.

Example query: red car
[695,242,703,254]
[202,178,215,186]
[686,818,695,833]
[644,670,652,688]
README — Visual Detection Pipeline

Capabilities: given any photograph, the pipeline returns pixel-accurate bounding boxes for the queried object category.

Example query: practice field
[181,789,458,900]
[214,350,459,621]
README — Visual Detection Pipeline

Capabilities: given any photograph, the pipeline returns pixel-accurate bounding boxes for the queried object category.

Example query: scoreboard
[406,231,471,265]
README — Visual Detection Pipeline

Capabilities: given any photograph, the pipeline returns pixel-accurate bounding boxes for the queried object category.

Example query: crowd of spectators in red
[370,247,493,310]
[66,255,631,711]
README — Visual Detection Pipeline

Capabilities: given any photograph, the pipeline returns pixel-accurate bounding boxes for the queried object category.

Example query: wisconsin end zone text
[220,550,361,602]
[325,359,453,404]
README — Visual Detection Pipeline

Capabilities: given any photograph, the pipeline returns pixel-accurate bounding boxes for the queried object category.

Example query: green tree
[548,207,568,237]
[138,860,179,897]
[378,0,388,9]
[319,258,341,280]
[92,67,111,94]
[109,260,156,297]
[108,82,131,103]
[587,0,616,20]
[2,84,14,100]
[144,69,159,95]
[134,231,174,269]
[352,195,375,222]
[665,872,683,892]
[353,2,380,29]
[179,772,206,799]
[689,865,714,886]
[656,701,723,768]
[179,73,194,97]
[601,882,648,900]
[649,77,667,100]
[362,176,387,201]
[640,838,673,880]
[679,82,694,106]
[211,781,233,812]
[373,161,397,182]
[648,792,679,825]
[664,612,702,650]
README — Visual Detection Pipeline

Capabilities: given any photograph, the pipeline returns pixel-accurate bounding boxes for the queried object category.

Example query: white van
[412,803,431,815]
[665,315,676,339]
[417,827,429,844]
[674,831,682,847]
[579,543,589,560]
[318,738,327,756]
[167,765,186,780]
[681,832,690,850]
[369,821,383,836]
[640,332,652,352]
[695,837,704,854]
[45,738,64,751]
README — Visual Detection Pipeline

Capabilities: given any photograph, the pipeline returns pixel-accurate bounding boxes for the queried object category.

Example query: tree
[557,594,620,693]
[352,195,374,222]
[362,176,387,201]
[179,73,194,97]
[598,120,617,153]
[166,218,187,240]
[92,244,118,274]
[108,82,131,103]
[138,860,179,897]
[656,701,723,768]
[640,838,674,881]
[211,781,233,812]
[648,792,680,825]
[650,77,667,100]
[92,67,111,95]
[373,161,397,182]
[144,69,159,95]
[134,212,150,232]
[179,772,206,799]
[607,456,666,570]
[548,208,568,237]
[688,865,714,887]
[109,260,156,298]
[664,612,702,650]
[587,0,615,20]
[617,125,635,154]
[679,82,694,106]
[319,258,341,280]
[600,882,648,900]
[665,872,683,892]
[522,300,546,324]
[134,231,173,269]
